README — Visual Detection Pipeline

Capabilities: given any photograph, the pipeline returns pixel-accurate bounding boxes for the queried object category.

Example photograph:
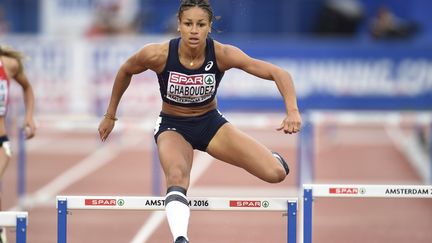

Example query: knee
[263,152,291,183]
[165,167,189,186]
[271,168,287,183]
[263,165,287,183]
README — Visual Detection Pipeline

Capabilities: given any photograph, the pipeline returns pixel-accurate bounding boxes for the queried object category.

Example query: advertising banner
[1,36,431,117]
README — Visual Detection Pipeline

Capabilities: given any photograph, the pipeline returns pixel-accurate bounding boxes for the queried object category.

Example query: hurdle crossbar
[0,211,28,243]
[303,184,432,243]
[56,195,297,243]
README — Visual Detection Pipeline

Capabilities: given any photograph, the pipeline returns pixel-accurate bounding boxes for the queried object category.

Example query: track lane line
[385,125,430,183]
[8,131,146,210]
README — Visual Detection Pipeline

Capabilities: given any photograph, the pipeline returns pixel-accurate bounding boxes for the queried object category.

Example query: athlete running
[98,1,301,242]
[0,45,36,243]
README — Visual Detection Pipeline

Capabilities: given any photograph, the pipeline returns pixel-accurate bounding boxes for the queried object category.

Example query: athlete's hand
[24,118,37,139]
[277,109,302,134]
[98,117,116,142]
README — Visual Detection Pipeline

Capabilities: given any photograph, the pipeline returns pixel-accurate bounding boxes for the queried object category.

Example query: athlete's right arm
[98,43,166,141]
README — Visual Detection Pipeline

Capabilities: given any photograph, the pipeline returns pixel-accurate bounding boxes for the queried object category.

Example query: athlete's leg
[0,145,11,243]
[157,131,193,242]
[0,145,11,179]
[0,122,9,243]
[0,146,11,210]
[0,121,9,179]
[206,123,288,183]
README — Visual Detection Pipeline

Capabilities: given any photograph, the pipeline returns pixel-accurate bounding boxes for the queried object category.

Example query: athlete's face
[178,7,212,48]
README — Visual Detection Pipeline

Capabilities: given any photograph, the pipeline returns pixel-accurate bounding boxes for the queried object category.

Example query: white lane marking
[130,152,213,243]
[386,126,430,183]
[8,131,145,210]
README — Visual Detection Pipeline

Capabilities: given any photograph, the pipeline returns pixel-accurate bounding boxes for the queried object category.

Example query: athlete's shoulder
[0,55,21,77]
[138,40,170,61]
[213,40,242,56]
[133,40,170,70]
[213,40,246,70]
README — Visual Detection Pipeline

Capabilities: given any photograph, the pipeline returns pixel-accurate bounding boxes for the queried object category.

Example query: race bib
[166,71,216,104]
[0,79,8,115]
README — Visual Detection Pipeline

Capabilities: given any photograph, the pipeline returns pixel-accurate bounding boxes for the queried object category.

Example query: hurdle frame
[57,195,297,243]
[303,184,432,243]
[0,211,28,243]
[297,111,432,186]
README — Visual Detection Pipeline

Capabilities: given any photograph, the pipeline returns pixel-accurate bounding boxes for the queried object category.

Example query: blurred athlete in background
[98,0,301,242]
[0,45,36,243]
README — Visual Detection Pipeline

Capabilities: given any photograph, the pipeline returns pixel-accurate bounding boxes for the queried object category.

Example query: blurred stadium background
[0,0,431,242]
[0,0,431,116]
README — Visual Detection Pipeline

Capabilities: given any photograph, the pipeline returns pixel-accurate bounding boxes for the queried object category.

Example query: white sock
[165,188,190,241]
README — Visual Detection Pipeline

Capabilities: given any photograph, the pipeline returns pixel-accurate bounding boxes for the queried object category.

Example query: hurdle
[303,184,432,243]
[0,211,28,243]
[57,195,297,243]
[297,111,432,186]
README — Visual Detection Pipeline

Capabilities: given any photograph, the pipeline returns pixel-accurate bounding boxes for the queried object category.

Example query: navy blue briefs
[0,135,9,146]
[153,109,228,151]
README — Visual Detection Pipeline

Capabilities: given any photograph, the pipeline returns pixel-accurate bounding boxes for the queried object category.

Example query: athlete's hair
[178,0,213,22]
[0,45,24,72]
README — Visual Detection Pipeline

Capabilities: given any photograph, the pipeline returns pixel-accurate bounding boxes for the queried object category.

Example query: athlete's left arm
[217,43,302,134]
[14,70,36,139]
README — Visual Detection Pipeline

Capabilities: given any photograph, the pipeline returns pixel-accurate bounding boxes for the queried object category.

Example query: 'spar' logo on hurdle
[229,200,270,208]
[84,199,125,206]
[329,187,366,195]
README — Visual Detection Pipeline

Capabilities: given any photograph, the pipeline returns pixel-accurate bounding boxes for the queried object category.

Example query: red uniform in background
[0,60,10,117]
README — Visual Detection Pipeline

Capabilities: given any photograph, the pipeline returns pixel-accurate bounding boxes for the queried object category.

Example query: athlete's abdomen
[161,100,218,117]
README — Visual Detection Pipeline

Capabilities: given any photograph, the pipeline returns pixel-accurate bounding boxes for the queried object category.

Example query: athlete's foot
[174,236,189,243]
